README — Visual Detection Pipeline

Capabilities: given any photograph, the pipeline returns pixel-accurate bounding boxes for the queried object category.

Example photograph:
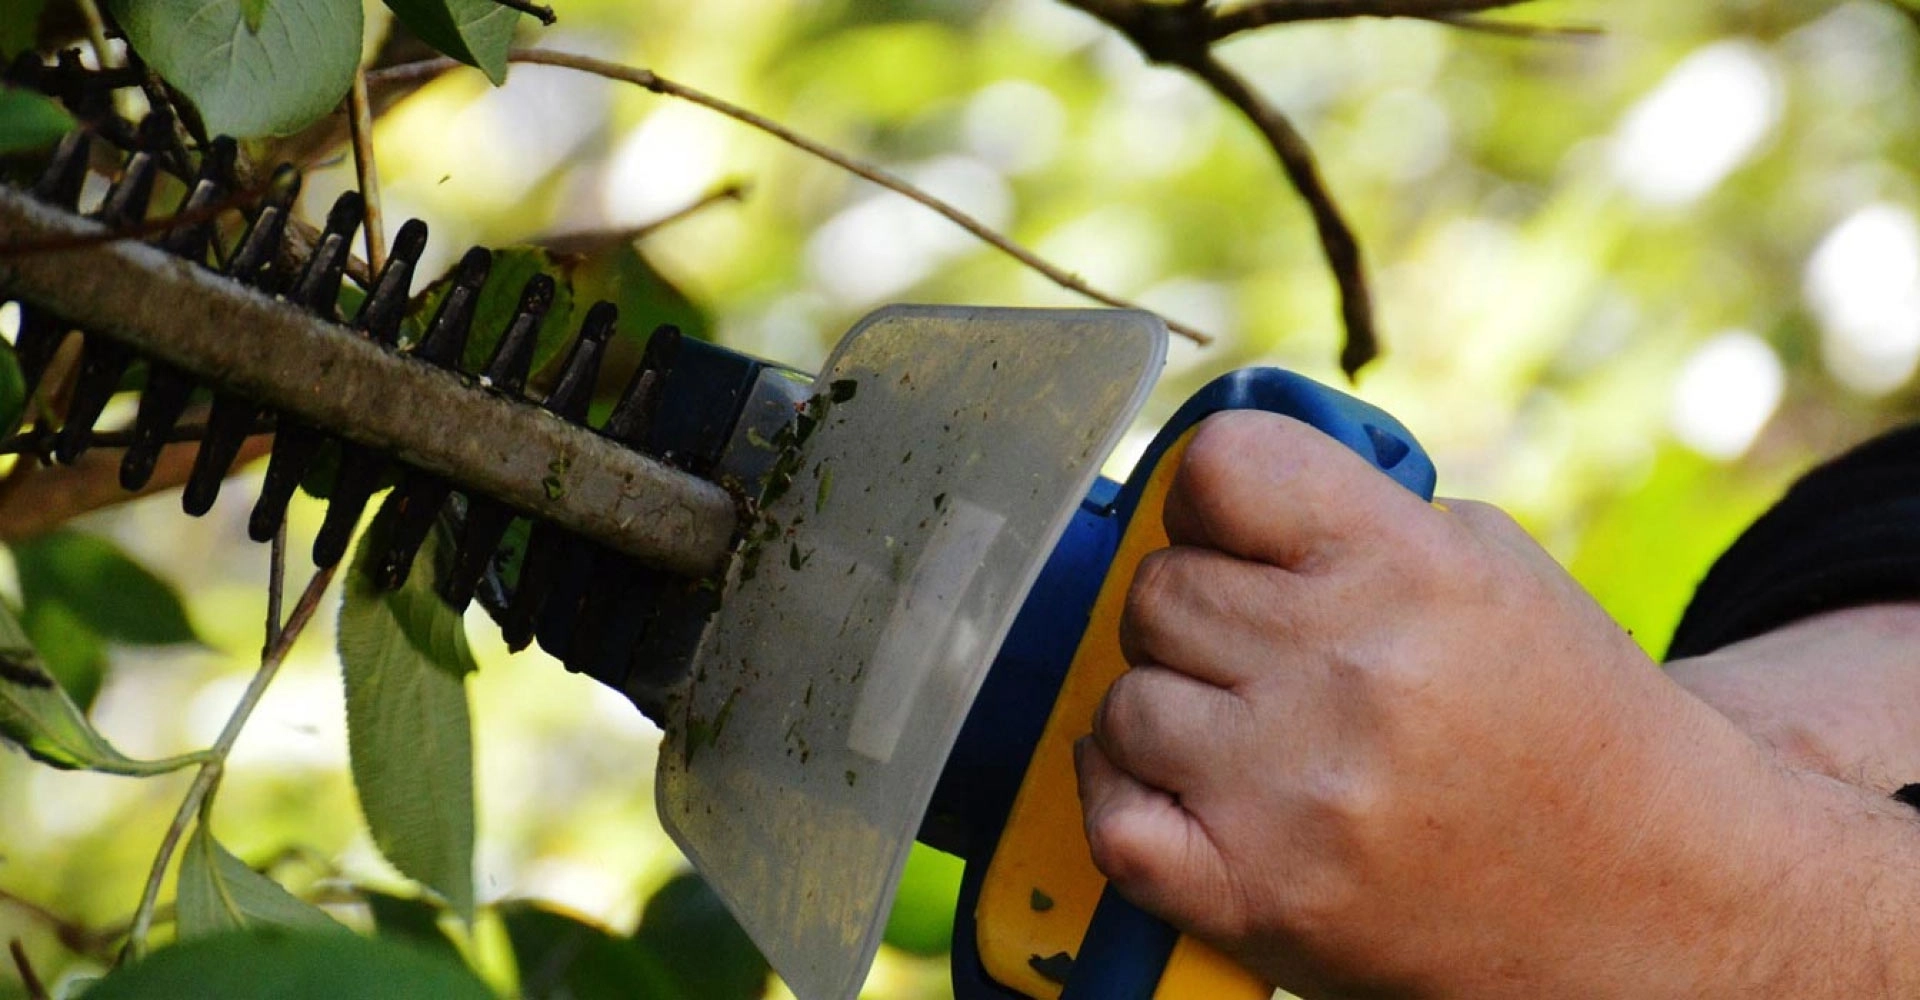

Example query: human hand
[1076,411,1865,998]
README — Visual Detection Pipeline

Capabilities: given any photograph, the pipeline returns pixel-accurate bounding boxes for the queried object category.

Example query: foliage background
[4,0,1920,995]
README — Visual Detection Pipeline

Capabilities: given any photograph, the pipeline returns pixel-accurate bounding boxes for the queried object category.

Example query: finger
[1075,736,1236,933]
[1119,545,1321,688]
[1092,664,1247,794]
[1164,411,1433,571]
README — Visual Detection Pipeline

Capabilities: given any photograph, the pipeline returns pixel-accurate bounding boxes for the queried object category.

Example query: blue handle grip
[1064,368,1435,1000]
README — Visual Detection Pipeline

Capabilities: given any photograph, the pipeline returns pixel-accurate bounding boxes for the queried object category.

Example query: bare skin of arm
[1667,603,1920,795]
[1076,411,1920,999]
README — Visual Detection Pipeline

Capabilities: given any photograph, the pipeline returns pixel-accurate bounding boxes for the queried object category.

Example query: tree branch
[366,51,1216,346]
[1209,0,1535,39]
[1059,0,1378,373]
[346,69,387,273]
[539,181,748,256]
[1187,54,1375,375]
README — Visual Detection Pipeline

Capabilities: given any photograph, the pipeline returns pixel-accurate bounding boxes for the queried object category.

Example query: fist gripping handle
[972,369,1434,1000]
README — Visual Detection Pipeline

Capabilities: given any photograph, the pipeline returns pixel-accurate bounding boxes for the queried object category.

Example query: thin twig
[346,70,387,273]
[0,421,262,459]
[486,0,557,25]
[366,51,1214,346]
[266,523,287,650]
[0,890,109,960]
[9,940,48,1000]
[1430,13,1602,39]
[1187,54,1374,375]
[540,182,748,255]
[1057,0,1380,374]
[0,167,297,258]
[122,564,338,963]
[72,0,116,72]
[1209,0,1534,38]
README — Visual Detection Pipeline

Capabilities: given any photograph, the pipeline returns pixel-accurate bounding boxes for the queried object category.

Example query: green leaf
[20,600,107,711]
[366,890,461,962]
[881,843,961,957]
[13,530,199,646]
[0,599,200,775]
[238,0,269,31]
[409,246,578,377]
[0,88,76,156]
[633,873,769,999]
[383,0,518,85]
[339,510,476,918]
[176,822,346,938]
[0,0,46,61]
[110,0,362,137]
[500,902,680,1000]
[85,930,495,1000]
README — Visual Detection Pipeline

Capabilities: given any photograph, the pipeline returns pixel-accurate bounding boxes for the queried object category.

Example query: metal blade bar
[0,184,738,579]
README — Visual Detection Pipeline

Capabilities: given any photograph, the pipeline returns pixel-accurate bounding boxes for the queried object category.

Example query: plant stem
[346,70,387,273]
[366,50,1216,346]
[121,560,338,963]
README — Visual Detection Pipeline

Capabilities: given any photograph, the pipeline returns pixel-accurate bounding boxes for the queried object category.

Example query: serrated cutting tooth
[497,302,617,650]
[246,192,367,542]
[370,248,493,587]
[438,274,559,609]
[180,172,304,516]
[120,137,239,490]
[308,219,431,567]
[53,120,170,465]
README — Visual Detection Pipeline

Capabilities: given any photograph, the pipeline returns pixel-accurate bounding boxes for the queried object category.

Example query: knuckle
[1085,813,1156,886]
[1304,766,1389,833]
[1181,414,1269,500]
[1094,670,1152,747]
[1121,550,1185,663]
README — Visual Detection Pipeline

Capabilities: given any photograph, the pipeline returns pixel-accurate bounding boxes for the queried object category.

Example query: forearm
[1754,767,1920,996]
[1659,603,1920,995]
[1667,603,1920,794]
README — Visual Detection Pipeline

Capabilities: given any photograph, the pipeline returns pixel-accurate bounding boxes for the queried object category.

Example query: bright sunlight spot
[1668,330,1785,459]
[1610,41,1782,207]
[1804,202,1920,395]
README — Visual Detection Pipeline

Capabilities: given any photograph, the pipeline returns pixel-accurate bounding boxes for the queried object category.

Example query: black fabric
[1666,424,1920,662]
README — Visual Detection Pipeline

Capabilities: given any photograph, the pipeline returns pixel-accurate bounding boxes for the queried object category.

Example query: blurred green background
[5,0,1920,996]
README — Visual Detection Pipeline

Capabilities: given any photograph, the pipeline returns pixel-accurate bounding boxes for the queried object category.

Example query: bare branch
[1431,13,1602,39]
[366,51,1216,346]
[9,939,48,1000]
[1209,0,1534,39]
[346,70,387,272]
[1059,0,1378,373]
[539,181,748,255]
[1186,54,1376,375]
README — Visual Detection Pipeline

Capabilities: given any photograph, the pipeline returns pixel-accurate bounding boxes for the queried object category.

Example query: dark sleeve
[1665,424,1920,661]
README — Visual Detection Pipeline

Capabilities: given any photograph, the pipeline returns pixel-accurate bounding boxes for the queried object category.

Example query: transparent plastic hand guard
[656,305,1167,1000]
